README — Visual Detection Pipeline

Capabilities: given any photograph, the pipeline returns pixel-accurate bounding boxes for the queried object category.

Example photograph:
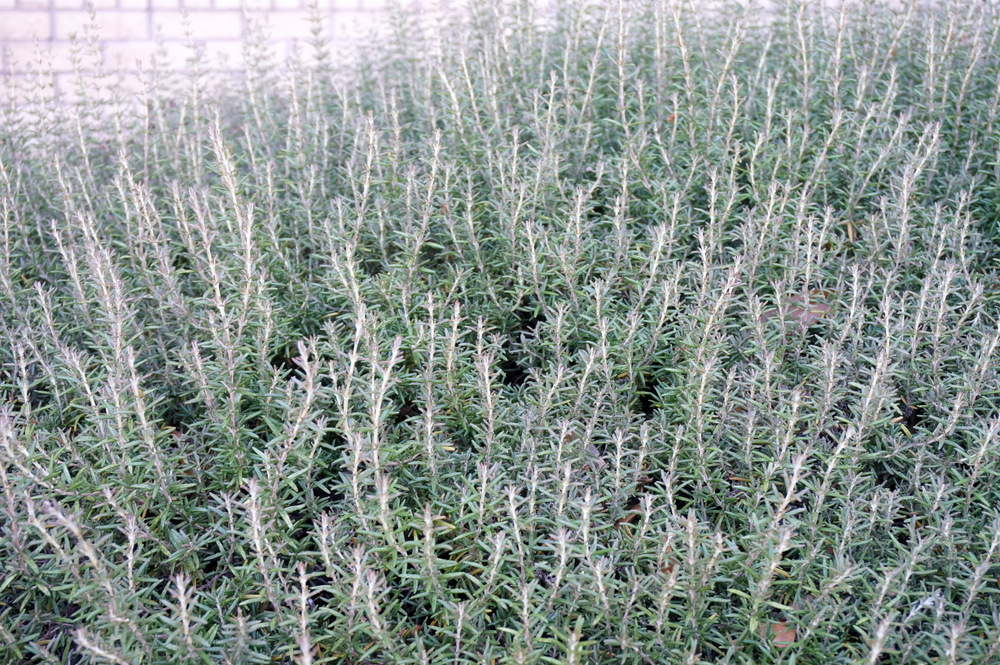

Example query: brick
[91,0,119,9]
[110,71,151,98]
[150,41,205,69]
[153,10,242,39]
[18,0,53,8]
[3,42,83,73]
[0,11,51,40]
[147,41,208,69]
[55,11,150,41]
[2,74,57,106]
[331,10,381,42]
[320,39,359,64]
[90,73,151,111]
[259,10,319,40]
[102,38,244,71]
[214,0,267,9]
[54,70,150,105]
[200,39,244,68]
[284,35,358,63]
[52,0,85,8]
[151,0,180,8]
[273,0,304,9]
[119,0,150,8]
[54,72,112,104]
[182,0,213,9]
[0,0,18,8]
[103,40,174,70]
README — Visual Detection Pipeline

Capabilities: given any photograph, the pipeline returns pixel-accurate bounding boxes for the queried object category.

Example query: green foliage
[2,1,1000,663]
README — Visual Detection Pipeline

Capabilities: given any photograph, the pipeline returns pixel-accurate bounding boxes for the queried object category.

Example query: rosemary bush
[3,0,1000,662]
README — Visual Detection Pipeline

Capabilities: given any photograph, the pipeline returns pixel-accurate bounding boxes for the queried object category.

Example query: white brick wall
[1,0,451,100]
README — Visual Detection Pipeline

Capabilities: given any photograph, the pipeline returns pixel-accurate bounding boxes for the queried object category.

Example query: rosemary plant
[2,1,1000,663]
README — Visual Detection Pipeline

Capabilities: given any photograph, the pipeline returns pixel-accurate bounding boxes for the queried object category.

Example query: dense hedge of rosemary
[2,1,1000,663]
